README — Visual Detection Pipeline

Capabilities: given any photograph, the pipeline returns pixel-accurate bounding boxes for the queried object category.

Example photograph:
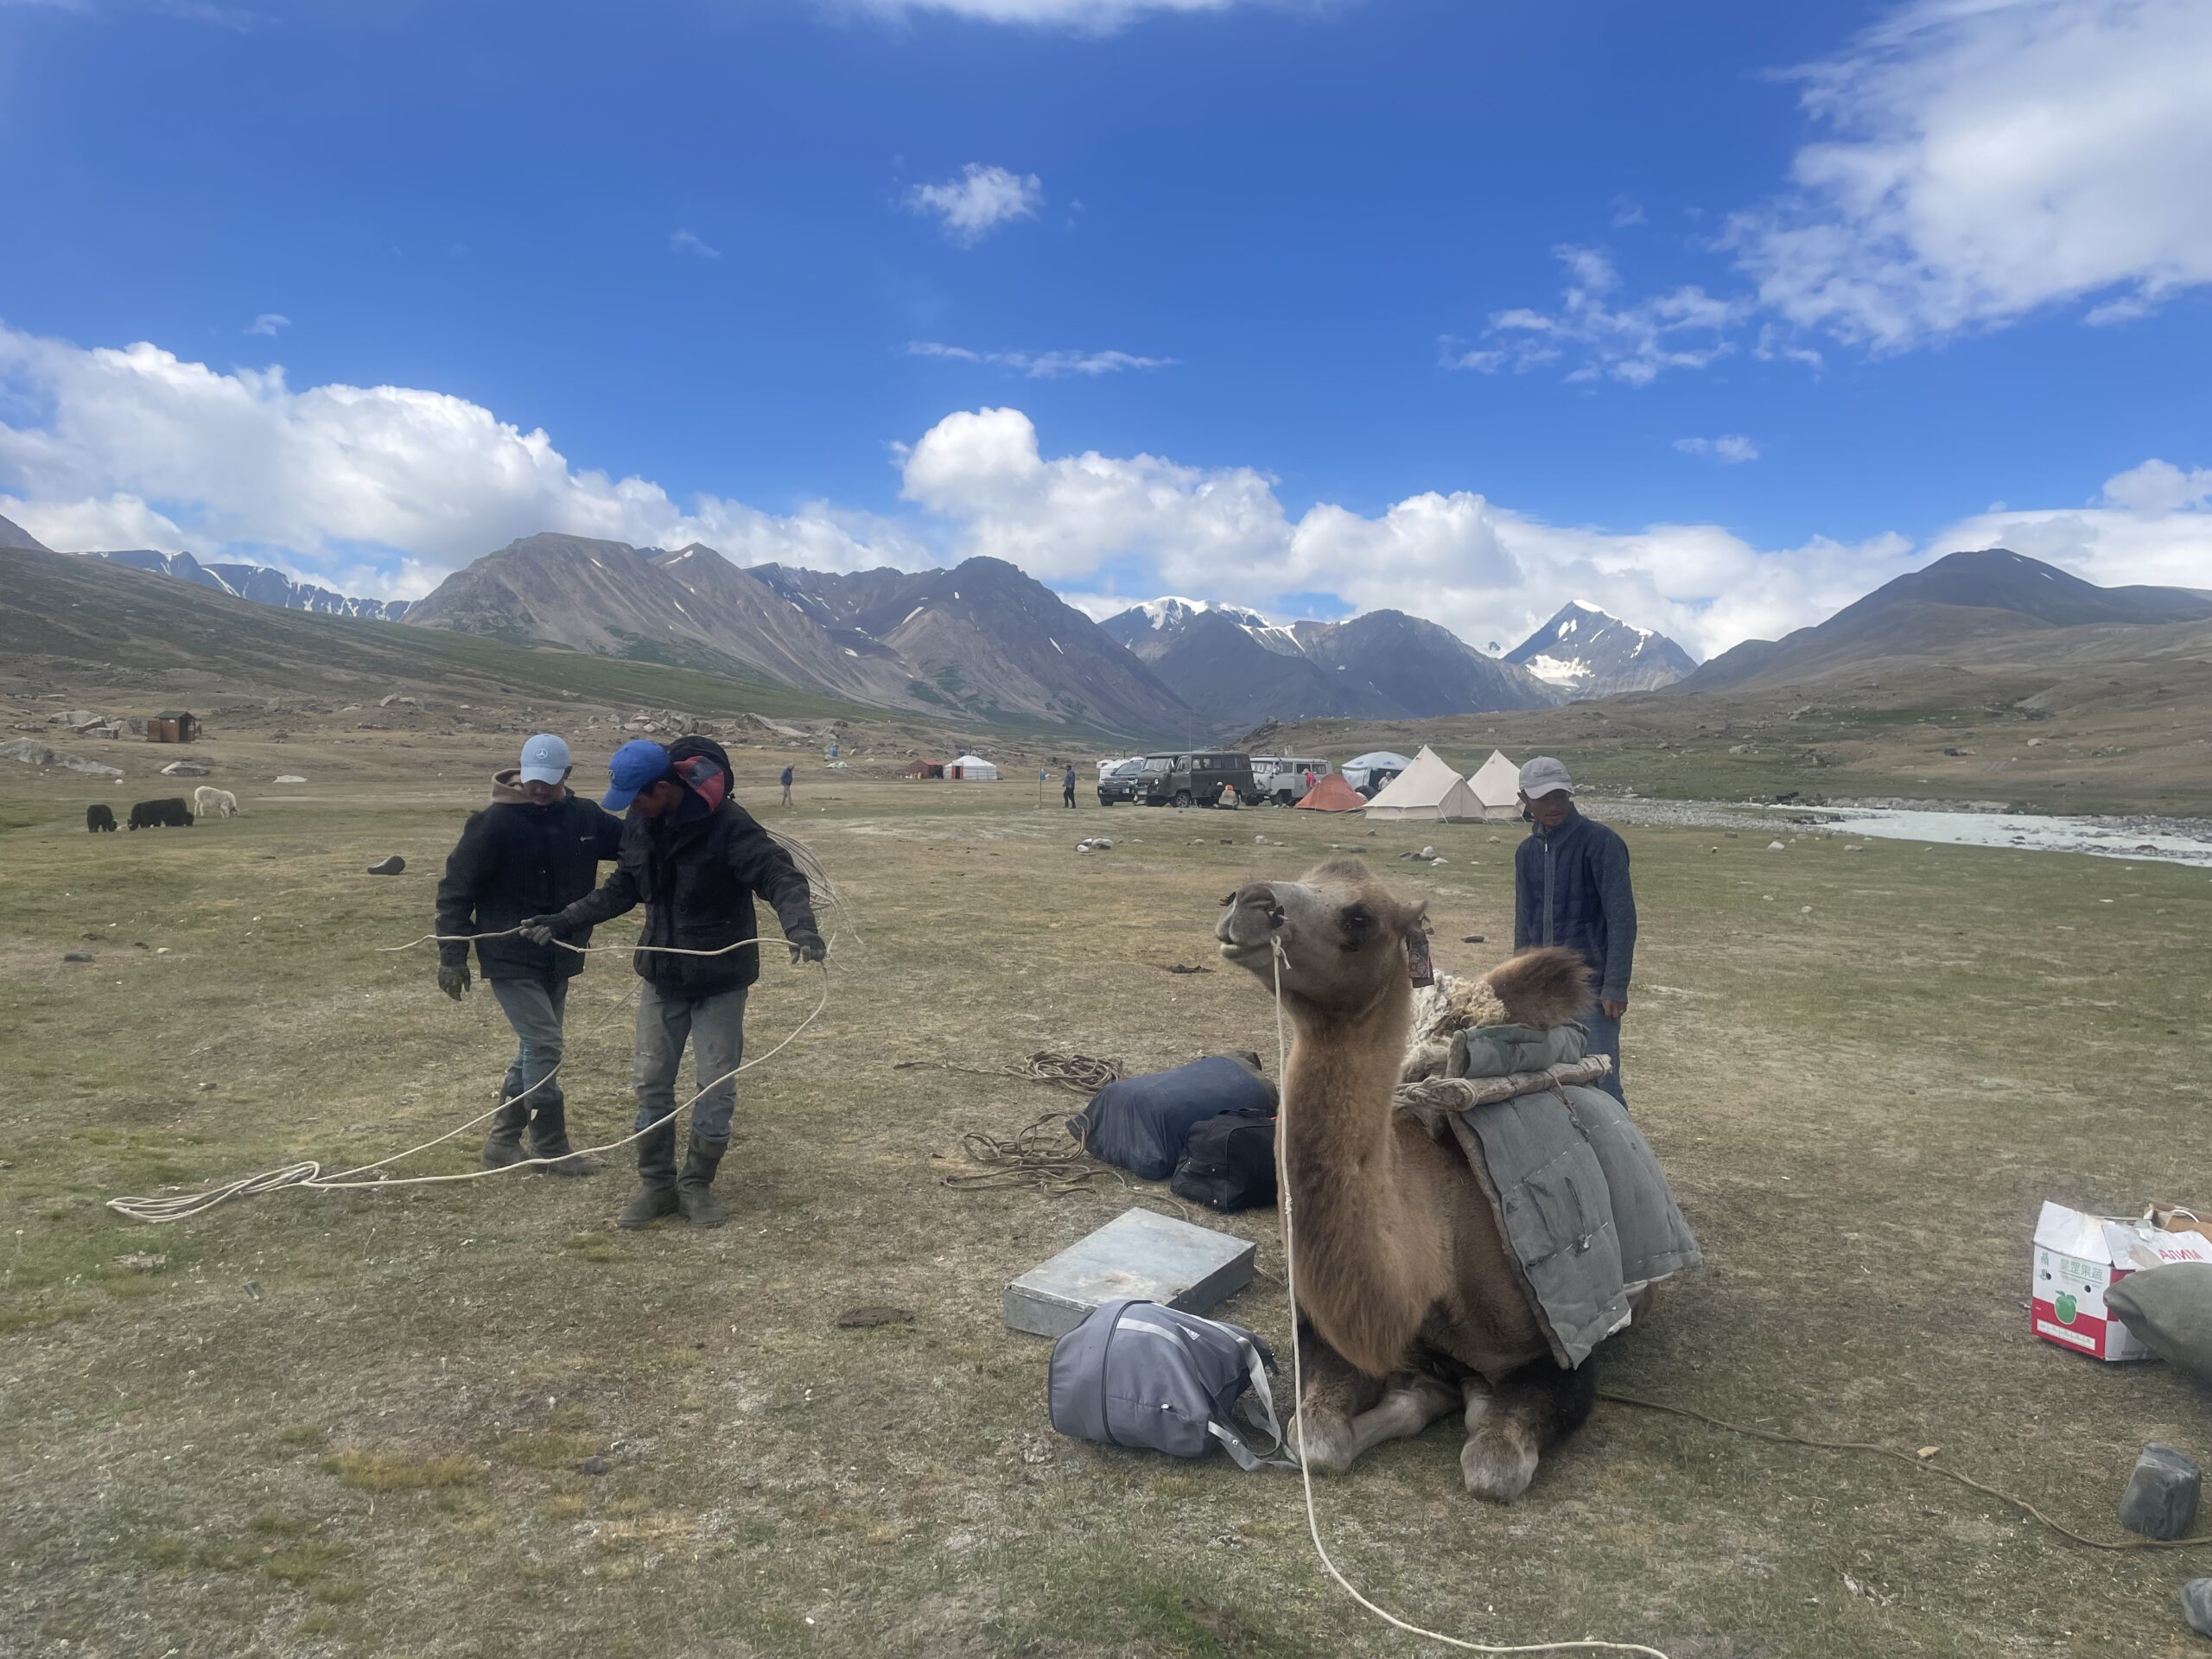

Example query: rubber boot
[617,1120,681,1228]
[480,1096,530,1169]
[527,1098,602,1178]
[676,1132,728,1229]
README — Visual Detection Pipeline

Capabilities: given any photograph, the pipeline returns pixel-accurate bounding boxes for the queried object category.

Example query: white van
[1250,756,1332,805]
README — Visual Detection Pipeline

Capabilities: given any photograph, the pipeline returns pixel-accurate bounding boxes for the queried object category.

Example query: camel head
[1217,857,1429,1016]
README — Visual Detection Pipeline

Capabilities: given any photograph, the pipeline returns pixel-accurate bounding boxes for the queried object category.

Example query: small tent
[1466,749,1523,821]
[905,760,944,779]
[1294,772,1367,812]
[1341,751,1414,795]
[1363,746,1483,823]
[949,754,1000,782]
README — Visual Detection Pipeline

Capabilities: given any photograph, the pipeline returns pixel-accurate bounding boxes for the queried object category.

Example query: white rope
[1270,938,1669,1658]
[106,934,831,1224]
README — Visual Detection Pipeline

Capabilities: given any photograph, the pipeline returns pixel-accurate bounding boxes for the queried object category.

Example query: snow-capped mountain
[1504,601,1696,698]
[1109,595,1305,658]
[1103,596,1560,727]
[88,549,413,620]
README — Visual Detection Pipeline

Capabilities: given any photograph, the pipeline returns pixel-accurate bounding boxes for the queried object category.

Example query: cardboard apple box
[2032,1201,2212,1360]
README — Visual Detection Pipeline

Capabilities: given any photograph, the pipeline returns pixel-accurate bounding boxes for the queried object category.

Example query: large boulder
[0,739,124,779]
[160,760,212,778]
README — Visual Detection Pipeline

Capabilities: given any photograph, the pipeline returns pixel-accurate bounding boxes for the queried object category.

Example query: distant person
[521,738,826,1230]
[1302,767,1316,796]
[780,763,795,807]
[1062,765,1077,809]
[1512,756,1636,1106]
[433,734,624,1175]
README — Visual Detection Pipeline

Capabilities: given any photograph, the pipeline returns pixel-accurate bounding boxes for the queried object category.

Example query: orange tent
[1294,772,1365,812]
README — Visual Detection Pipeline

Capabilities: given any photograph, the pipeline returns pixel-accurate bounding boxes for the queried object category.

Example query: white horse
[192,786,238,820]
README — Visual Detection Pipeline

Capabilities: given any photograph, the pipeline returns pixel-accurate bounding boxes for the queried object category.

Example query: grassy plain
[5,735,2212,1658]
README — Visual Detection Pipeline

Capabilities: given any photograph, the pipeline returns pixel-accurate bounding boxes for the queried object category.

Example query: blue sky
[3,0,2208,657]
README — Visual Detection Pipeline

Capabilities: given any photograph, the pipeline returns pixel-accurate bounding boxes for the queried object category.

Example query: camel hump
[1481,946,1592,1029]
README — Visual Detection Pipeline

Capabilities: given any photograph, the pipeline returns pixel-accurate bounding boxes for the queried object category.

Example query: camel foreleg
[1459,1357,1597,1502]
[1291,1322,1457,1473]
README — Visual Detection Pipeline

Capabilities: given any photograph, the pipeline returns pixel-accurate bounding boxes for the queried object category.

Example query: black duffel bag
[1072,1054,1275,1182]
[1170,1109,1278,1212]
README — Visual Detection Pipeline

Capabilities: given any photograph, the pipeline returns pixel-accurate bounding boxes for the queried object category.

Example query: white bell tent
[1363,745,1483,823]
[1466,749,1525,821]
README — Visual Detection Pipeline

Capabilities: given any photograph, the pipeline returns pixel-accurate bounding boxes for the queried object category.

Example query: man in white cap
[1513,756,1637,1104]
[433,734,626,1173]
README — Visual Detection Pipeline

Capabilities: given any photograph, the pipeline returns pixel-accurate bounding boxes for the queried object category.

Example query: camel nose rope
[106,934,834,1225]
[1268,938,1671,1659]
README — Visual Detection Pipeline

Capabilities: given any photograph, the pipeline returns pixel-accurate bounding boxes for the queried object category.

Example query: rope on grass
[1597,1389,2212,1555]
[895,1050,1123,1095]
[107,936,833,1224]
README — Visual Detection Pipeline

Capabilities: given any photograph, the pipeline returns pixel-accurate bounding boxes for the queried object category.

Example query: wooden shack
[147,711,199,743]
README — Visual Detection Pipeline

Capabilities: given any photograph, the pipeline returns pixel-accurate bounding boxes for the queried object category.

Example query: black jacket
[435,774,625,982]
[1513,807,1637,1005]
[556,747,816,1000]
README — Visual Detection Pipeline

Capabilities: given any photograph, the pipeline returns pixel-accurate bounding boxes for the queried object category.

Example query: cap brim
[601,785,641,812]
[518,766,566,785]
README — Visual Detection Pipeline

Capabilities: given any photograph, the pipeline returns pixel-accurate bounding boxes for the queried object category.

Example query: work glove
[437,960,471,1001]
[517,913,564,947]
[786,925,828,966]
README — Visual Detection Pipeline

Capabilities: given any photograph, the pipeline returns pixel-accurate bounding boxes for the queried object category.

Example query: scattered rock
[1801,906,1813,914]
[1725,831,1739,839]
[159,760,211,778]
[378,692,420,708]
[365,855,406,875]
[1461,934,1484,944]
[1767,840,1787,851]
[578,1455,612,1476]
[1845,844,1864,852]
[274,774,307,785]
[835,1306,915,1329]
[1974,1077,2009,1091]
[114,1251,167,1273]
[1074,837,1115,853]
[1420,846,1437,861]
[2120,1445,2200,1540]
[2182,1580,2212,1638]
[0,738,124,779]
[62,951,92,963]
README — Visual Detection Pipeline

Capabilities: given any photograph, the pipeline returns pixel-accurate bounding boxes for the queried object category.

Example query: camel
[1216,855,1643,1500]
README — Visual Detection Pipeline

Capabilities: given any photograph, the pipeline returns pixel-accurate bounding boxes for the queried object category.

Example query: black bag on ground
[1047,1298,1289,1470]
[1170,1109,1278,1212]
[1071,1055,1275,1182]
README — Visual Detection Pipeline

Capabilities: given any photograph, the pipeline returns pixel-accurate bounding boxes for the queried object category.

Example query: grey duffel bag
[1047,1298,1291,1470]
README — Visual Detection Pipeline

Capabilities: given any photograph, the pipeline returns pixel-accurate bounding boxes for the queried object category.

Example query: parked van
[1140,752,1259,808]
[1251,755,1332,805]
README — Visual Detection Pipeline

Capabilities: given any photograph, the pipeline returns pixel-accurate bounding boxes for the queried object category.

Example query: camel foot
[1460,1416,1539,1502]
[1290,1410,1360,1473]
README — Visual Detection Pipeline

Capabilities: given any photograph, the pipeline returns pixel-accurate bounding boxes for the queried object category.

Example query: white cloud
[1444,246,1744,386]
[850,0,1239,31]
[906,340,1174,378]
[245,313,289,337]
[6,322,2204,652]
[670,229,722,259]
[1675,434,1761,464]
[1738,0,2212,349]
[2099,456,2212,520]
[1468,1,2212,377]
[0,324,926,599]
[905,164,1045,245]
[1609,195,1647,228]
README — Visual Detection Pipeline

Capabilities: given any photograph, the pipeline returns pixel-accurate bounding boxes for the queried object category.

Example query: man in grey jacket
[1511,756,1636,1104]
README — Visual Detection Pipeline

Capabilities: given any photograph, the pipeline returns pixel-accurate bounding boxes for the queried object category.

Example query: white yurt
[1466,749,1525,821]
[949,754,1000,782]
[1363,745,1483,823]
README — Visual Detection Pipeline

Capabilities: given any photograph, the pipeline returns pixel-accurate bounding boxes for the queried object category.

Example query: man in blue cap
[1513,755,1637,1105]
[521,736,825,1229]
[433,734,626,1173]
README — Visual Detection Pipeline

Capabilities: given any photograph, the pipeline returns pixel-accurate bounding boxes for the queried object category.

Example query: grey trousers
[633,981,747,1144]
[491,976,569,1112]
[1586,1008,1625,1105]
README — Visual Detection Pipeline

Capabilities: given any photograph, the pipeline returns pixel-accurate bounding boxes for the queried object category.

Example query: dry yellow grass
[3,730,2210,1657]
